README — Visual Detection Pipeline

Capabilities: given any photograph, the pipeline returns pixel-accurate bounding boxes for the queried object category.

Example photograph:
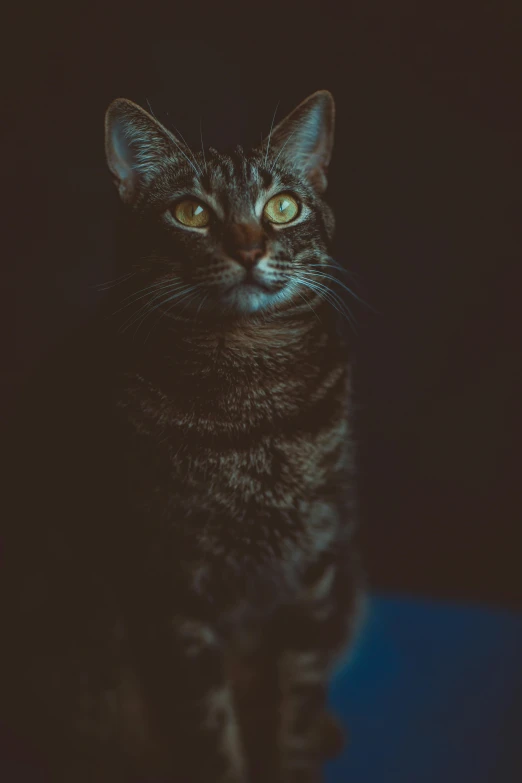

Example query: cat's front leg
[134,613,248,783]
[276,552,361,783]
[278,650,330,783]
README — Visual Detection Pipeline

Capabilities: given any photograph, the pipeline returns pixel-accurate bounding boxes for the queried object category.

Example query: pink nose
[234,247,264,269]
[224,223,266,269]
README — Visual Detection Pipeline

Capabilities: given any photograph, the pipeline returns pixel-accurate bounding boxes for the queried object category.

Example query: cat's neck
[114,304,340,394]
[107,304,348,440]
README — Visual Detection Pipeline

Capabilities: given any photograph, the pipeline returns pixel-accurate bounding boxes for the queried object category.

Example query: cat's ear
[262,90,335,193]
[105,98,179,204]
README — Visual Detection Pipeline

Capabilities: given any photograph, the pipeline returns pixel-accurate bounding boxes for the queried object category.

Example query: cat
[1,90,363,783]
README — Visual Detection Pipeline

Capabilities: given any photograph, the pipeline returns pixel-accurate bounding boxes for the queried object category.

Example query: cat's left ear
[262,90,335,193]
[105,98,179,204]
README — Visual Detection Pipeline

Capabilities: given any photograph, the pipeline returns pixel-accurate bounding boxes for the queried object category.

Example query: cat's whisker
[296,252,349,273]
[92,271,136,291]
[292,275,358,332]
[264,101,280,168]
[145,285,202,337]
[173,138,202,177]
[113,278,184,314]
[325,257,368,287]
[196,291,210,318]
[146,98,159,121]
[163,285,199,317]
[269,128,298,173]
[118,283,188,334]
[325,256,361,277]
[179,289,201,317]
[128,285,195,338]
[145,98,202,177]
[307,261,360,281]
[297,254,361,284]
[304,277,359,330]
[290,282,322,322]
[171,123,203,178]
[116,279,178,312]
[302,269,377,313]
[294,255,367,314]
[143,285,200,342]
[200,119,208,174]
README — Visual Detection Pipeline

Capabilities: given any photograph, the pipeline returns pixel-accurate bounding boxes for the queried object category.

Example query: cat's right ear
[105,98,175,204]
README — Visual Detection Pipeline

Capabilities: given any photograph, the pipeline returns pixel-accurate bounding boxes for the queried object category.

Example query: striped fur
[1,92,363,782]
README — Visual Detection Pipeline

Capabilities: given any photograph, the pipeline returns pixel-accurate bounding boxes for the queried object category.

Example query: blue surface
[326,594,522,783]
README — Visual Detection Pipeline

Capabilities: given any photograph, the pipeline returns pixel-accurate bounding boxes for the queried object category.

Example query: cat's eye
[263,193,300,225]
[173,199,211,228]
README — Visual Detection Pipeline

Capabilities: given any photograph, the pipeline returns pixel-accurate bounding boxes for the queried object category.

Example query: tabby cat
[2,90,363,782]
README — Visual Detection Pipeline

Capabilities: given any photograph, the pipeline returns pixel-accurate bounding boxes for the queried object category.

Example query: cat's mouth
[233,279,273,294]
[221,279,288,314]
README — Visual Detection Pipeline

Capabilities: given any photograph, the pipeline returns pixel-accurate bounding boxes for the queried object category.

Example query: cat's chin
[219,282,289,315]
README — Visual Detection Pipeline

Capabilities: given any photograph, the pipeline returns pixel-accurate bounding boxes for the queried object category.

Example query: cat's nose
[224,223,266,270]
[234,246,264,270]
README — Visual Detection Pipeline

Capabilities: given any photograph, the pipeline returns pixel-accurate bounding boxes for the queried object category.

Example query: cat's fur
[2,91,363,782]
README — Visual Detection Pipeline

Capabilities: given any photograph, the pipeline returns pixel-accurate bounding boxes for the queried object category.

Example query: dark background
[6,9,521,609]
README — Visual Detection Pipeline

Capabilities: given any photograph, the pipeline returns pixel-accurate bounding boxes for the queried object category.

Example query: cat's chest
[119,367,348,502]
[118,367,348,561]
[189,500,339,624]
[115,367,349,616]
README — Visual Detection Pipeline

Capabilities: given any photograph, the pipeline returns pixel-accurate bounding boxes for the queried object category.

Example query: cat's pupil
[279,199,289,213]
[193,204,203,216]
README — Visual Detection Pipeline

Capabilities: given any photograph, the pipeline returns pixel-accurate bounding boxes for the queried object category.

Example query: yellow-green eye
[173,199,210,228]
[263,193,300,224]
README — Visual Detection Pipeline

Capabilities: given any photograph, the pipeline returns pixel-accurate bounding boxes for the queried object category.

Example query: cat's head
[105,91,336,321]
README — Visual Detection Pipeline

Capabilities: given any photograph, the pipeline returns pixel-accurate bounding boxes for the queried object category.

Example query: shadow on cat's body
[1,91,363,783]
[2,309,361,782]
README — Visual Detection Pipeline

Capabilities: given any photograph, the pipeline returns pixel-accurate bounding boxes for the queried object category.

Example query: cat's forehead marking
[203,151,270,220]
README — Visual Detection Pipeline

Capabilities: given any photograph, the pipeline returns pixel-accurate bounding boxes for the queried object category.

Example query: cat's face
[105,92,336,320]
